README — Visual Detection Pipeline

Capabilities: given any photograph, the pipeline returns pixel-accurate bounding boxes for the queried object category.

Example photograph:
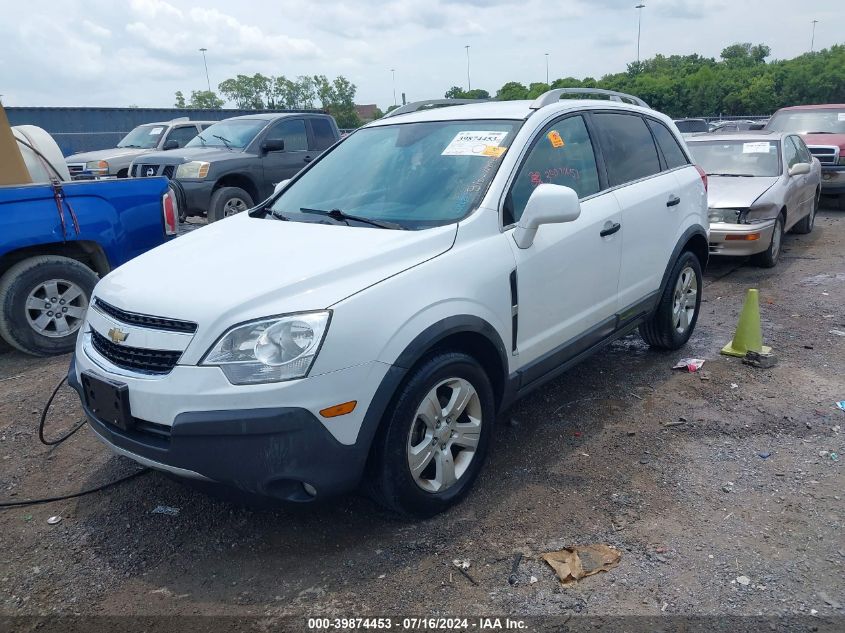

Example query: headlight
[201,311,330,385]
[85,160,108,173]
[708,208,742,224]
[175,161,210,179]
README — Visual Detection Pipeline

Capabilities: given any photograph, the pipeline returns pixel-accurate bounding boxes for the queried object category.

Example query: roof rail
[530,88,649,110]
[168,116,190,122]
[382,98,490,119]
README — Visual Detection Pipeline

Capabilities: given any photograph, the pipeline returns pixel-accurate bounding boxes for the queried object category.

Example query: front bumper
[820,166,845,194]
[708,219,775,257]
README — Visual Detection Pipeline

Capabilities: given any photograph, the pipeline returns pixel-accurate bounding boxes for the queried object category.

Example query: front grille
[162,165,175,179]
[137,164,162,177]
[808,146,839,165]
[68,163,85,175]
[94,298,197,333]
[91,329,182,374]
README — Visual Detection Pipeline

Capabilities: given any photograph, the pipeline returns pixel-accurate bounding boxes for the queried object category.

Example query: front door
[261,118,310,199]
[505,114,622,370]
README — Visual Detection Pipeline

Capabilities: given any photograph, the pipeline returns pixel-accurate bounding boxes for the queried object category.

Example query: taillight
[695,164,708,192]
[162,191,177,236]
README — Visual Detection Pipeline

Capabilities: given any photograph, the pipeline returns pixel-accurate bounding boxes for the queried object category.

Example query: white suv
[69,89,709,517]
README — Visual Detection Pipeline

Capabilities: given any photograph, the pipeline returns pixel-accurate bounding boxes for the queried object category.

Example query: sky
[0,0,842,110]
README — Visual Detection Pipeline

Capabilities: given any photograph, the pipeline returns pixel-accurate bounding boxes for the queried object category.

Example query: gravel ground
[0,202,843,625]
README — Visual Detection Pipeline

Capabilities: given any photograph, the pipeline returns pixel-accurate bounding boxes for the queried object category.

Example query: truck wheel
[752,215,784,268]
[0,256,98,356]
[638,251,702,350]
[208,187,254,223]
[368,351,495,518]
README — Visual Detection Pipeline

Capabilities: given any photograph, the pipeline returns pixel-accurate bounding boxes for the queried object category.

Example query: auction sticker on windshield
[442,131,508,157]
[743,142,773,153]
[149,127,164,135]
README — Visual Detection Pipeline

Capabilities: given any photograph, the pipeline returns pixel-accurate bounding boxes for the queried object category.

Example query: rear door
[260,118,310,198]
[308,117,338,153]
[594,112,686,310]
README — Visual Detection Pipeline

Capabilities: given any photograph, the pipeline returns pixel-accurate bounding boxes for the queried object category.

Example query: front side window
[794,136,813,163]
[117,124,165,149]
[269,120,519,230]
[165,125,200,148]
[687,140,782,177]
[647,119,689,170]
[266,119,307,151]
[784,137,800,169]
[505,115,600,225]
[186,119,267,149]
[595,113,661,186]
[766,109,845,134]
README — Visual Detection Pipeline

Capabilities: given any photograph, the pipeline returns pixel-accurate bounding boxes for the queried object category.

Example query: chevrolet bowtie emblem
[108,327,129,344]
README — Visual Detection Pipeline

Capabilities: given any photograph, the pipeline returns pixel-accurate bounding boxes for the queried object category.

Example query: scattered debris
[378,574,386,579]
[831,453,840,462]
[664,419,686,428]
[743,350,777,369]
[673,358,705,373]
[722,483,734,493]
[699,371,711,381]
[804,345,814,350]
[731,383,739,389]
[452,559,470,570]
[629,392,643,400]
[46,516,62,525]
[818,591,841,609]
[541,544,621,585]
[736,575,751,586]
[508,553,523,585]
[835,401,845,411]
[758,451,772,459]
[529,576,538,584]
[151,505,180,516]
[829,329,845,337]
[452,561,478,586]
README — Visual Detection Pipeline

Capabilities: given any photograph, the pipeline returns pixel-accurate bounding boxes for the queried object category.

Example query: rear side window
[310,118,336,150]
[595,113,661,186]
[647,120,689,169]
[165,126,200,148]
[266,119,308,151]
[505,115,600,225]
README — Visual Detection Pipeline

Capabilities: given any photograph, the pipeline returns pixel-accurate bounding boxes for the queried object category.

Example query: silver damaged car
[687,131,821,267]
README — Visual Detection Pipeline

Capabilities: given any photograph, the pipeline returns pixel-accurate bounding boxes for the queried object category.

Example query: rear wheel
[0,256,98,356]
[208,186,254,223]
[752,215,784,268]
[639,251,702,350]
[792,191,818,234]
[368,351,495,517]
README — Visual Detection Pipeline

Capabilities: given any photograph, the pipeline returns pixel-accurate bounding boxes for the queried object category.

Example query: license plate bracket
[81,371,134,432]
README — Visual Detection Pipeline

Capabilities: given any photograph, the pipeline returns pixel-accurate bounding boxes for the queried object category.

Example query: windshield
[269,120,520,230]
[675,120,709,133]
[185,119,267,148]
[766,109,845,134]
[117,124,166,149]
[688,140,781,177]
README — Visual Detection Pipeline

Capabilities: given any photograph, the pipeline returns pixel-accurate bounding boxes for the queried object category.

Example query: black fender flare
[652,225,709,315]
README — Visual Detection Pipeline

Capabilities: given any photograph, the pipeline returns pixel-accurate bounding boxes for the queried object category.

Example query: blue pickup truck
[0,178,177,356]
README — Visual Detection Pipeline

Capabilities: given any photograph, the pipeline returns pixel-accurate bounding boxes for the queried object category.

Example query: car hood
[139,146,247,166]
[801,133,845,151]
[707,176,780,209]
[94,213,457,344]
[65,148,149,163]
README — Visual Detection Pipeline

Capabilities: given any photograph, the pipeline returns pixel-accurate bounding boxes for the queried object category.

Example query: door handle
[666,195,681,207]
[303,156,313,163]
[600,222,621,237]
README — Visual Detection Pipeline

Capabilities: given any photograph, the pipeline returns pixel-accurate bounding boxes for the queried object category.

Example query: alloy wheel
[672,266,698,335]
[24,279,88,338]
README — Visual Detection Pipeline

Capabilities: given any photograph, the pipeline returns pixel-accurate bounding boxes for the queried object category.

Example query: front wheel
[791,192,818,235]
[639,251,703,350]
[368,352,495,517]
[0,256,98,356]
[753,215,783,268]
[207,186,254,223]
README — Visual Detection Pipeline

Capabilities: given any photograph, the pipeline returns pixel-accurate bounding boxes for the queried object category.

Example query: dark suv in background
[132,112,340,221]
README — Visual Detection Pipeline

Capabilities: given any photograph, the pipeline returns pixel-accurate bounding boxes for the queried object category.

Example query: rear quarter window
[310,118,336,151]
[595,113,661,186]
[647,119,689,170]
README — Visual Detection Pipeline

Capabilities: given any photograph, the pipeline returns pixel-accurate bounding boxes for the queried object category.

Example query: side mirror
[273,179,291,195]
[262,139,285,153]
[788,162,811,176]
[162,139,179,150]
[513,184,581,249]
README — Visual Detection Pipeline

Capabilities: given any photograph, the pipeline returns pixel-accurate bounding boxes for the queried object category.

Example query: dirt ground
[1,202,843,626]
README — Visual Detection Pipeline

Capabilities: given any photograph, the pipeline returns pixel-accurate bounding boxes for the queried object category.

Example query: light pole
[810,19,819,53]
[465,45,471,92]
[545,53,550,85]
[391,68,396,106]
[199,48,211,93]
[635,4,646,67]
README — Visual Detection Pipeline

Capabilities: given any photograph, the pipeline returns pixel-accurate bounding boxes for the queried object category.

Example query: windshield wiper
[298,207,405,230]
[120,144,141,148]
[268,207,289,221]
[195,134,207,146]
[805,131,833,134]
[213,134,232,149]
[706,173,756,177]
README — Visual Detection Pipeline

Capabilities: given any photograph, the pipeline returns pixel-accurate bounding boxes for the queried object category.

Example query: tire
[791,191,818,234]
[638,251,703,350]
[207,186,254,223]
[0,256,98,356]
[752,214,784,268]
[368,351,495,518]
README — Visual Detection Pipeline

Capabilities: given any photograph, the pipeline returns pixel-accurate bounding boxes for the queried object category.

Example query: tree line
[445,43,845,117]
[175,74,363,128]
